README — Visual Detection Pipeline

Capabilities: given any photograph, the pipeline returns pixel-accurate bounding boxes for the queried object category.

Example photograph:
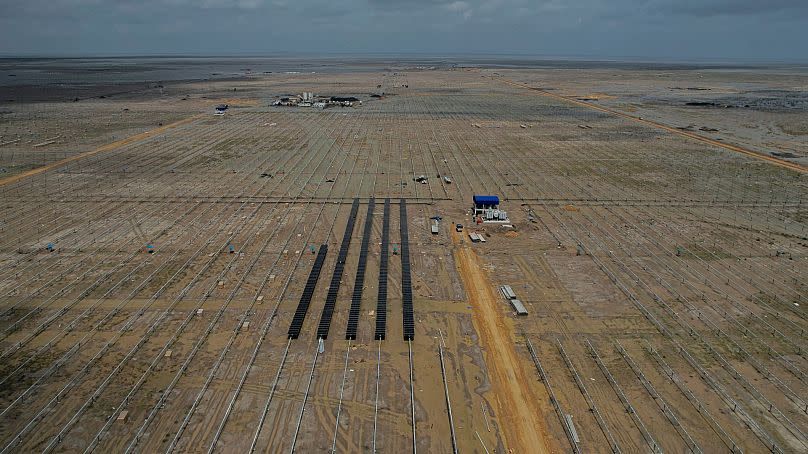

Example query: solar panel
[400,199,415,340]
[316,199,360,339]
[375,198,390,340]
[288,244,328,339]
[346,198,374,340]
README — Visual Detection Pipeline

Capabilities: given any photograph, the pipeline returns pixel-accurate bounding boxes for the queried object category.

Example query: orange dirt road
[0,115,201,187]
[452,230,551,453]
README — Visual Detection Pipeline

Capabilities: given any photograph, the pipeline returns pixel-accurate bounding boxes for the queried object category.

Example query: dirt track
[451,230,552,453]
[0,115,200,187]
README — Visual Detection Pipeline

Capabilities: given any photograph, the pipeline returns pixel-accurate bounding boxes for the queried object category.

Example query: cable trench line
[330,341,352,453]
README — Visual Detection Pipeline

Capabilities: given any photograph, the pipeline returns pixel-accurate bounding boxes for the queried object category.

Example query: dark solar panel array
[374,198,390,340]
[287,244,328,339]
[346,198,374,340]
[316,199,360,339]
[400,199,415,340]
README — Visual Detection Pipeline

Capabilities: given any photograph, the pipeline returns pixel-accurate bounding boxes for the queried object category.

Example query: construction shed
[473,195,509,223]
[510,299,528,316]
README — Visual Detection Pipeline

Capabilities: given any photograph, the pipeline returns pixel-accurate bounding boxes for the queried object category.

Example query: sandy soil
[0,60,805,454]
[451,228,553,453]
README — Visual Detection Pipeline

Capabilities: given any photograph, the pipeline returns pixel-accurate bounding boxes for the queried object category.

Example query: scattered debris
[33,136,60,148]
[0,139,21,147]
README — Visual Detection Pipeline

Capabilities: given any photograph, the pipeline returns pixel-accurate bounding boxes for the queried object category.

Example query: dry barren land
[0,61,806,453]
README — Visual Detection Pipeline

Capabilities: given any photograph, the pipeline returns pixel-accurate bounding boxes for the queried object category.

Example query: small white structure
[469,232,487,243]
[509,298,528,316]
[500,285,527,315]
[501,285,517,300]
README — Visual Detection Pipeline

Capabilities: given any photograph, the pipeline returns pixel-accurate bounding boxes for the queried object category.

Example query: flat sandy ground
[0,59,806,453]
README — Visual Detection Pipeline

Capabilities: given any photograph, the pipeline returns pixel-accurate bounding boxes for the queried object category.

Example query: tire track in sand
[451,230,552,453]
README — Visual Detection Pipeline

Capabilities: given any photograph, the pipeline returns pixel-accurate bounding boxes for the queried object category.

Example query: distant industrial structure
[472,195,509,223]
[273,92,361,109]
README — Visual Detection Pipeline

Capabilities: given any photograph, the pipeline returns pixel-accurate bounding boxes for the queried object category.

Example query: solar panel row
[346,198,374,340]
[375,198,391,340]
[316,199,360,339]
[400,199,415,340]
[287,244,328,339]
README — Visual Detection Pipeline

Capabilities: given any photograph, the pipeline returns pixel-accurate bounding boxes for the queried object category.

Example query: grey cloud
[648,0,808,16]
[0,0,806,59]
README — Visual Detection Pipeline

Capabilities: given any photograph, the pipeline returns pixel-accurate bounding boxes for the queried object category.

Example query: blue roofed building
[472,195,509,223]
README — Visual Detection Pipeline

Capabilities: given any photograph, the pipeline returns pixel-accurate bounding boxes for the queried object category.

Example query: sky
[0,0,807,61]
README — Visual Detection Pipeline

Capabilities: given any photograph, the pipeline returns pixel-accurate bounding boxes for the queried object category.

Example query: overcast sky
[1,0,807,60]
